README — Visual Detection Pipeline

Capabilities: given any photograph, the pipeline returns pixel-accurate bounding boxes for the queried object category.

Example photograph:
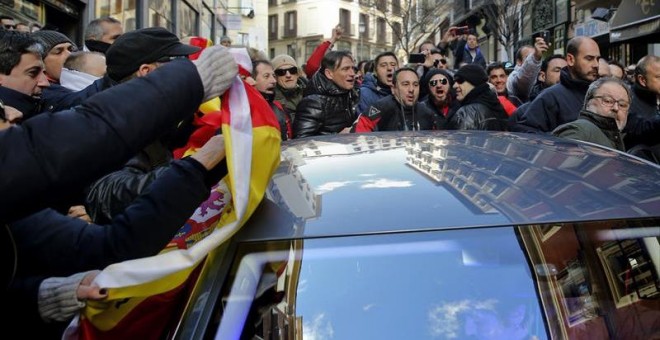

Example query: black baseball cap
[106,27,201,81]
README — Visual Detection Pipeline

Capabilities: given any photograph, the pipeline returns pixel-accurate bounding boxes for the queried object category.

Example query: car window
[209,226,549,339]
[199,220,660,339]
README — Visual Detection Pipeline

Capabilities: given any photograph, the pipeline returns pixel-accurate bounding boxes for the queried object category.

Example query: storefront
[1,0,225,46]
[608,0,660,65]
[1,0,85,41]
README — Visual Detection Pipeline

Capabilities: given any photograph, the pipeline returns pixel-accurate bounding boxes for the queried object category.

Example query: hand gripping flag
[65,48,282,340]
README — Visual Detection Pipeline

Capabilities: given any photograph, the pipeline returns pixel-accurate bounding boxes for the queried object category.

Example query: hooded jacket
[357,73,392,115]
[517,67,592,133]
[553,110,625,151]
[293,70,358,138]
[446,83,509,131]
[453,39,487,70]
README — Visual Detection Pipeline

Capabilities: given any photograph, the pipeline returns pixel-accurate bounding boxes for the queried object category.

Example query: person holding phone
[506,33,549,102]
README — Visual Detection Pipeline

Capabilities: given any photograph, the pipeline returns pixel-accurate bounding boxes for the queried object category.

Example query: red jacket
[304,41,332,78]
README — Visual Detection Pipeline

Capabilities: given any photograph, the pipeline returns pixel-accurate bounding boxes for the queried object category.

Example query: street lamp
[359,21,366,61]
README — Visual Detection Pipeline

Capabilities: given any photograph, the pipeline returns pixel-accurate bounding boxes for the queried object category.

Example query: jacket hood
[305,68,351,97]
[0,86,42,121]
[361,73,391,96]
[560,66,592,93]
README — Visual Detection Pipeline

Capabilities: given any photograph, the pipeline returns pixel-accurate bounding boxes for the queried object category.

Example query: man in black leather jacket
[293,50,358,138]
[353,67,435,132]
[446,64,508,131]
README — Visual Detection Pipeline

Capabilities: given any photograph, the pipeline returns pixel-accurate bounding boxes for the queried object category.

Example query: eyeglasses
[592,95,630,110]
[429,78,449,86]
[3,24,16,30]
[156,55,189,63]
[274,66,298,77]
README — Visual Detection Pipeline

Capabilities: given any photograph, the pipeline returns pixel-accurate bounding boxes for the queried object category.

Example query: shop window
[178,0,199,38]
[148,0,173,31]
[95,0,137,31]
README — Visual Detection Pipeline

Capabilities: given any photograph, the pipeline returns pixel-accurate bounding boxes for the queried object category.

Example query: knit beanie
[33,30,76,54]
[422,68,454,89]
[271,54,297,70]
[454,64,488,87]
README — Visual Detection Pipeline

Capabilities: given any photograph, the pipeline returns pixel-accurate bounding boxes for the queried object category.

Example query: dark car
[173,131,660,340]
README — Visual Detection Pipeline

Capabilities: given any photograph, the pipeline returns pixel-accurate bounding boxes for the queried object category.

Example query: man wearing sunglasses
[1,15,16,30]
[421,69,457,128]
[272,54,306,120]
[553,77,630,151]
[446,64,508,131]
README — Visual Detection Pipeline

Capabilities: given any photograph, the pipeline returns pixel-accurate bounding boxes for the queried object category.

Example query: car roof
[237,131,660,241]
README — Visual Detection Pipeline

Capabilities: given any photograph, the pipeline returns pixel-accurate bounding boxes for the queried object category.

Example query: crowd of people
[1,14,659,338]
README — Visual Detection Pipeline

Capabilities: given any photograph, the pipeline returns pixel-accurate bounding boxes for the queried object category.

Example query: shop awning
[609,0,660,42]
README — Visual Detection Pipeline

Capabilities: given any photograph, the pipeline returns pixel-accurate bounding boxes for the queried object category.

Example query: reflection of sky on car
[296,227,548,339]
[301,148,509,232]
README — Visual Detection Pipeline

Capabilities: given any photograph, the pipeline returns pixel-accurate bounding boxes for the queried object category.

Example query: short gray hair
[583,77,631,111]
[84,17,121,40]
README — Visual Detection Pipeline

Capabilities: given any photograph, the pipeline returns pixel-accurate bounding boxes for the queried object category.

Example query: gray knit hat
[32,30,77,54]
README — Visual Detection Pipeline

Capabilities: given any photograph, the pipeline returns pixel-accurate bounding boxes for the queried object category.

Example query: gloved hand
[193,45,239,102]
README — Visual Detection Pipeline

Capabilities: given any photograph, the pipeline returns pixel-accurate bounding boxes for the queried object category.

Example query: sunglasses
[3,24,16,29]
[429,78,449,86]
[274,66,298,76]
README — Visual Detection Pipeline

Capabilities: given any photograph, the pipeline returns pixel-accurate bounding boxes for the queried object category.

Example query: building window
[178,1,199,38]
[376,0,387,12]
[96,0,137,31]
[149,0,173,31]
[339,8,351,36]
[377,17,386,44]
[284,10,297,37]
[305,40,320,61]
[201,4,213,40]
[270,48,275,59]
[359,13,369,39]
[392,0,401,15]
[269,0,277,6]
[268,14,278,40]
[392,21,401,46]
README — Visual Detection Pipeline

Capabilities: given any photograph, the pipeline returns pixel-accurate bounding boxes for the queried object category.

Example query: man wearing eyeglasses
[553,77,630,151]
[272,54,306,120]
[421,68,456,127]
[0,15,16,30]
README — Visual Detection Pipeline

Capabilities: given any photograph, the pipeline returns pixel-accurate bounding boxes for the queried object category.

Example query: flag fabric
[65,48,282,340]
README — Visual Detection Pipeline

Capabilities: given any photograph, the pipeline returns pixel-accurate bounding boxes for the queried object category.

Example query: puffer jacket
[553,110,625,151]
[293,70,358,138]
[517,67,591,133]
[446,83,509,131]
[357,73,392,114]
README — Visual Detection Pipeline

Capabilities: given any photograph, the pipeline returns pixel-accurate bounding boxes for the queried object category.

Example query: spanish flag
[65,49,281,340]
